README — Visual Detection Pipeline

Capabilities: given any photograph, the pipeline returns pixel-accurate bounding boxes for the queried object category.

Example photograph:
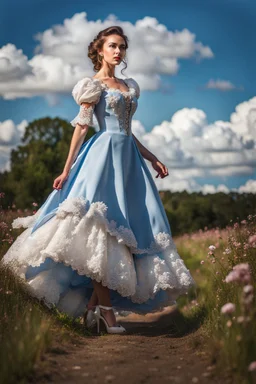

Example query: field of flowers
[0,190,256,384]
[175,215,256,383]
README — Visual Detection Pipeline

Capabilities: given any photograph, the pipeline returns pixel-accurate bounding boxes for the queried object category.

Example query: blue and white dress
[2,77,195,318]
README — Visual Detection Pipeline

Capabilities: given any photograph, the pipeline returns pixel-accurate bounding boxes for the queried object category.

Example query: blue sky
[0,0,256,193]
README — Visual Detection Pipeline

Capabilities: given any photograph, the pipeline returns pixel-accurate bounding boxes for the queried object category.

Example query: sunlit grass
[175,215,256,383]
[1,190,256,383]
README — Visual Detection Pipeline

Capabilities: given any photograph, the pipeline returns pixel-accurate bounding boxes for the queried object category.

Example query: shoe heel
[95,305,100,334]
[95,305,126,334]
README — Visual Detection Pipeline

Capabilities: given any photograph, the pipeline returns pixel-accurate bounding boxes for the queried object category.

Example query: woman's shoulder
[124,77,140,99]
[72,76,102,105]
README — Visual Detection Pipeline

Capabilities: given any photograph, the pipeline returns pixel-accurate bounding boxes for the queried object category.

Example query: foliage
[161,190,256,236]
[0,117,95,209]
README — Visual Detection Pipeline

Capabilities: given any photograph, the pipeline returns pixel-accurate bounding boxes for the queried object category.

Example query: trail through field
[34,307,231,384]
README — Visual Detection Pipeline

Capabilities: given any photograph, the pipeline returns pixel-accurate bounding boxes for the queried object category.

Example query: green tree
[2,117,95,208]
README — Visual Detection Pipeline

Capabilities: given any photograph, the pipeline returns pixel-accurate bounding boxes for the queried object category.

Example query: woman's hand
[151,158,169,179]
[53,171,69,190]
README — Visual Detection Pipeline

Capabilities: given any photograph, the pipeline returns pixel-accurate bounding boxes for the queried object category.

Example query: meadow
[0,191,256,384]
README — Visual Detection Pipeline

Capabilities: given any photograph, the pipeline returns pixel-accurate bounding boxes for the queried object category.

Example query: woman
[2,26,195,334]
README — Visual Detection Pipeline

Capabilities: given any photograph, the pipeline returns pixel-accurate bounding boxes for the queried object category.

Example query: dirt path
[34,307,231,384]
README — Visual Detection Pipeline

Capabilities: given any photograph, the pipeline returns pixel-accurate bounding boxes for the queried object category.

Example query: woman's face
[99,34,126,66]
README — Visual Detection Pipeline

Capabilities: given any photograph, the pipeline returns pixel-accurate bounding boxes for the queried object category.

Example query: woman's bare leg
[92,280,117,326]
[87,289,98,309]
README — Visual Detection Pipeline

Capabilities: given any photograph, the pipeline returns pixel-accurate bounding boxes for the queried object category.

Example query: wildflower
[243,285,253,294]
[241,220,247,225]
[221,303,236,315]
[225,263,251,284]
[237,316,245,324]
[32,202,38,207]
[226,320,232,327]
[248,235,256,244]
[209,245,216,251]
[200,260,205,265]
[242,294,254,307]
[211,259,216,263]
[0,222,8,230]
[234,223,239,229]
[236,335,242,342]
[223,248,231,255]
[248,362,256,372]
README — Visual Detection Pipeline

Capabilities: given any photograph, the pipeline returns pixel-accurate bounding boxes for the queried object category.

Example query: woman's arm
[132,133,169,179]
[62,123,89,175]
[53,102,92,190]
[132,133,158,162]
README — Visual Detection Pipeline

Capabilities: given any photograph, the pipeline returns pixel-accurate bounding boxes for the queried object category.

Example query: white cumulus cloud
[131,96,256,192]
[0,119,28,171]
[205,79,243,91]
[0,12,214,100]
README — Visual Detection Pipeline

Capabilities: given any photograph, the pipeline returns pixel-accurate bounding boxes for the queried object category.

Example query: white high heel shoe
[95,305,126,334]
[83,305,97,329]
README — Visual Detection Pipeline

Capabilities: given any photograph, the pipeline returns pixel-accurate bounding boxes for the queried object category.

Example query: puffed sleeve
[70,77,102,128]
[125,78,140,99]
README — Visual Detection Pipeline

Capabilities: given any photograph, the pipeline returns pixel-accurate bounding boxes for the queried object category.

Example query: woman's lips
[114,57,121,60]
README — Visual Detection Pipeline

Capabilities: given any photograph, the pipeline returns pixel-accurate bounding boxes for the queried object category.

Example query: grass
[1,192,256,383]
[175,215,256,384]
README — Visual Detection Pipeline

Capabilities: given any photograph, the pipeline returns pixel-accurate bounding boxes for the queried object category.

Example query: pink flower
[221,303,236,315]
[237,316,245,324]
[32,202,38,207]
[209,245,216,251]
[248,362,256,372]
[243,285,253,294]
[241,220,247,225]
[200,260,205,265]
[248,235,256,244]
[225,263,251,284]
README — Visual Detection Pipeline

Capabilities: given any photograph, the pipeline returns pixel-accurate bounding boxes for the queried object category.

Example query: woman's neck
[97,64,116,79]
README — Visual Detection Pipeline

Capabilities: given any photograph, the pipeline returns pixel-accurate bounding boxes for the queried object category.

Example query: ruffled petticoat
[2,196,195,318]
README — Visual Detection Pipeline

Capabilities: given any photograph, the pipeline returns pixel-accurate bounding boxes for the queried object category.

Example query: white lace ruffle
[12,209,41,229]
[70,105,94,127]
[3,197,195,306]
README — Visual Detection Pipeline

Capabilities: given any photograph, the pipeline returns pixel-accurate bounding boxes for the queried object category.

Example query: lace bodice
[70,77,140,136]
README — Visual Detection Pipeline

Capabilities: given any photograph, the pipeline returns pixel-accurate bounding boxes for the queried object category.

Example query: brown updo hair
[88,26,129,74]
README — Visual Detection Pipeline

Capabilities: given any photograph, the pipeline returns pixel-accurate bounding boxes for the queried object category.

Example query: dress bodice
[70,77,140,137]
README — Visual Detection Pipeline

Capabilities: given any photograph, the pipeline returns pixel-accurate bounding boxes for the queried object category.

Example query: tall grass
[0,194,52,383]
[176,215,256,383]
